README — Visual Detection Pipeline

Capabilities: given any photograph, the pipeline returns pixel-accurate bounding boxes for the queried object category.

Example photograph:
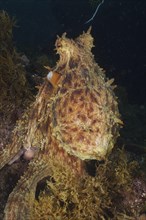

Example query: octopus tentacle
[4,159,50,220]
[0,137,22,169]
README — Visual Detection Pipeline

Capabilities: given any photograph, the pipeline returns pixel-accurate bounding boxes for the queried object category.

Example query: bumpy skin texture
[0,29,121,220]
[50,31,121,160]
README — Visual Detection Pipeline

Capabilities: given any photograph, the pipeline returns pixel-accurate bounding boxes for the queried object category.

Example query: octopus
[0,28,122,220]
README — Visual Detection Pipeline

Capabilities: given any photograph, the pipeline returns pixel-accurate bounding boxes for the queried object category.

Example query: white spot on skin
[8,146,38,165]
[47,71,53,81]
[23,148,35,160]
[23,146,38,160]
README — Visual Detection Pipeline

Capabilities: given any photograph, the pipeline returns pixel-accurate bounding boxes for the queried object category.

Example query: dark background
[0,0,146,104]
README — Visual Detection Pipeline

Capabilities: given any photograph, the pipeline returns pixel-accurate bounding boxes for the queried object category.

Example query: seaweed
[0,10,33,119]
[31,149,142,220]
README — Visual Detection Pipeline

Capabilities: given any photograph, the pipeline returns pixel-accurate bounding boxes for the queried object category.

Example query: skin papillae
[0,28,121,220]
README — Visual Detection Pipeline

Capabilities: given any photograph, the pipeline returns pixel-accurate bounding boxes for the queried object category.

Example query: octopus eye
[47,71,60,87]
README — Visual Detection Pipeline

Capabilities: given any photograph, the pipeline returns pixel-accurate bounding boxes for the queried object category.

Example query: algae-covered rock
[30,149,140,220]
[0,10,33,156]
[0,11,32,116]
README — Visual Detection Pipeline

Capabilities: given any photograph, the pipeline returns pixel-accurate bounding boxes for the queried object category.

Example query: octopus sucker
[0,29,121,219]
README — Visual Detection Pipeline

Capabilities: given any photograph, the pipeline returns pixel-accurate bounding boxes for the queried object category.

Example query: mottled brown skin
[0,29,121,219]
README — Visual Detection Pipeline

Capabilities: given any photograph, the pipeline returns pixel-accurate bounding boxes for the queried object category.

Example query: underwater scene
[0,0,146,219]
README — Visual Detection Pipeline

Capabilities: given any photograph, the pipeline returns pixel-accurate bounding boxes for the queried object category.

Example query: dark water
[0,0,146,104]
